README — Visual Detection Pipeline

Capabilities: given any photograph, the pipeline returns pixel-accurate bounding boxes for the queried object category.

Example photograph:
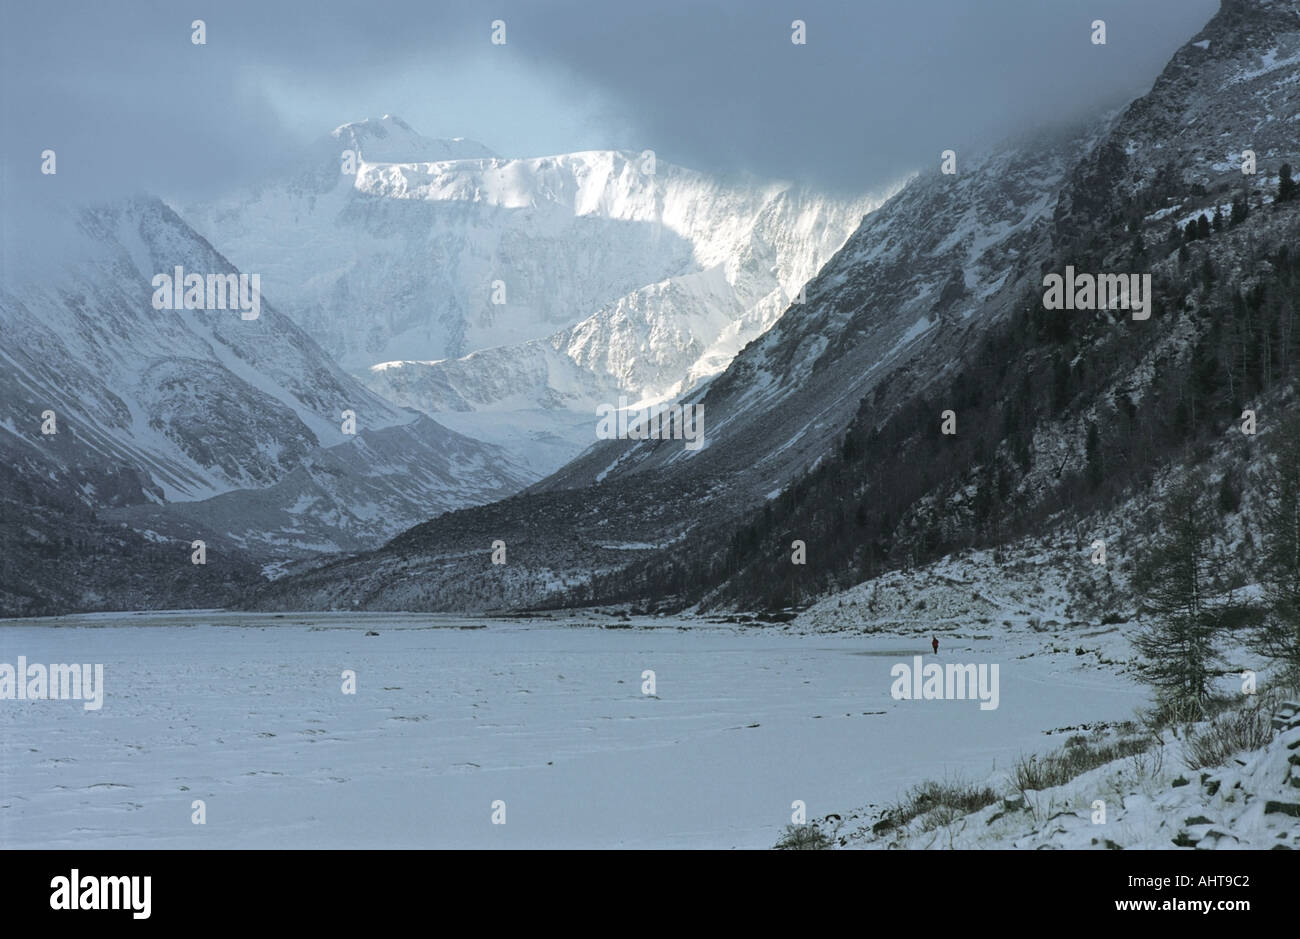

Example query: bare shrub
[1013,735,1155,795]
[773,823,834,850]
[1183,701,1273,770]
[878,777,1000,834]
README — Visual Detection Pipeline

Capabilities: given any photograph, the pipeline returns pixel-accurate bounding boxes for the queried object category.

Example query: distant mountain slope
[246,123,1091,612]
[250,0,1300,615]
[538,128,1087,499]
[0,196,531,613]
[184,117,886,473]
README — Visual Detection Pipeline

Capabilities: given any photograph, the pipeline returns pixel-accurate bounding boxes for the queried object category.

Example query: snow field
[0,612,1144,849]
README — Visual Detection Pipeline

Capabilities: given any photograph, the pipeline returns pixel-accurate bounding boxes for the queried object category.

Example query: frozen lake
[0,611,1147,848]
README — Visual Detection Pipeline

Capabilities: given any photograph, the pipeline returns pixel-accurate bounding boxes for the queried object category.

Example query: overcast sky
[1,0,1219,202]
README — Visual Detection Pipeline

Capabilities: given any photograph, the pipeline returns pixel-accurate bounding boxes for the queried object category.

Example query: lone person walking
[931,636,939,655]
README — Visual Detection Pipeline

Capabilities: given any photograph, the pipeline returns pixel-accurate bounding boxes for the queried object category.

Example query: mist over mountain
[181,117,887,475]
[0,196,532,614]
[1,0,1296,626]
[249,0,1300,619]
[6,0,1300,865]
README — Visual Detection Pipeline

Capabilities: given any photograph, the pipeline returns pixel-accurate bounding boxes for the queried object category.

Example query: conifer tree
[1230,191,1249,226]
[1279,163,1297,204]
[1255,409,1300,678]
[1085,421,1104,490]
[1131,474,1220,705]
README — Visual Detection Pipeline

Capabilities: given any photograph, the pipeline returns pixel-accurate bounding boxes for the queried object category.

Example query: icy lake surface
[0,612,1147,848]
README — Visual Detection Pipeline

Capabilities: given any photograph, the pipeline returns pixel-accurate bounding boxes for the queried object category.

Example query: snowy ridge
[184,121,887,471]
[331,114,497,164]
[249,126,1092,614]
[0,196,531,558]
[541,124,1090,502]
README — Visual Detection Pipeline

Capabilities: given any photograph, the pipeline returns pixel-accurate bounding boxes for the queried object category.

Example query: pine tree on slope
[1131,474,1221,707]
[1255,409,1300,680]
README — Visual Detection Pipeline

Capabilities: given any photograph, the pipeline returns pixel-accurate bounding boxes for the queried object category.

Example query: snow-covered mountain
[331,115,497,164]
[540,128,1087,496]
[248,124,1090,612]
[183,117,888,473]
[250,0,1300,614]
[0,196,531,585]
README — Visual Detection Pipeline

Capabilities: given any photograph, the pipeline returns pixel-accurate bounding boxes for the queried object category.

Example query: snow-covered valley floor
[0,610,1151,849]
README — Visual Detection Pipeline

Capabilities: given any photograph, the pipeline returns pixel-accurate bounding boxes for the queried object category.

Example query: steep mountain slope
[184,117,885,474]
[619,0,1300,610]
[1057,0,1300,248]
[0,196,531,612]
[250,0,1298,616]
[539,129,1084,498]
[246,121,1091,611]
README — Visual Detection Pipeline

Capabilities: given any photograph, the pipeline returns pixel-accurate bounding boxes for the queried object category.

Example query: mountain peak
[330,116,497,164]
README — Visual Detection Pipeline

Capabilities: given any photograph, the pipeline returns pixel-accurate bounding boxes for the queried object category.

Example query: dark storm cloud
[0,0,1219,204]
[494,0,1221,191]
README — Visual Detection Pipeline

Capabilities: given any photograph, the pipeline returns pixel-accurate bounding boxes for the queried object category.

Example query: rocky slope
[250,0,1300,615]
[247,120,1093,611]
